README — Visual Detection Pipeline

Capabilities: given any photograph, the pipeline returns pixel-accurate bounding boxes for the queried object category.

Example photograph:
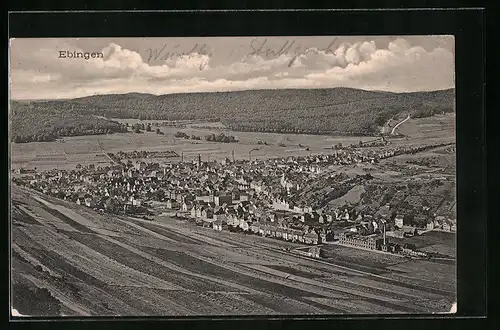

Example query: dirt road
[391,115,411,135]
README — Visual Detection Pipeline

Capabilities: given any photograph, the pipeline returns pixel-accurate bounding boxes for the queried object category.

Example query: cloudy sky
[9,36,454,100]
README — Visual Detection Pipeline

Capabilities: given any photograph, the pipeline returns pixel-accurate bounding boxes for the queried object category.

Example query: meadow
[11,126,376,170]
[10,112,455,171]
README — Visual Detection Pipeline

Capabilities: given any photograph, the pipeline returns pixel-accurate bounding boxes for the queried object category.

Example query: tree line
[205,133,238,143]
[11,88,455,142]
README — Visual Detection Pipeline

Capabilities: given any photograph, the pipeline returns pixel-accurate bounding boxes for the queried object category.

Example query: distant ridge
[10,87,455,143]
[13,87,455,102]
[69,87,454,100]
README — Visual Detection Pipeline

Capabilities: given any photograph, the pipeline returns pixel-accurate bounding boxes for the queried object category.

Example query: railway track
[125,217,455,298]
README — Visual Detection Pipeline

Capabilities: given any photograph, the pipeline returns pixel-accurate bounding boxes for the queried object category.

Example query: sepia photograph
[9,36,457,317]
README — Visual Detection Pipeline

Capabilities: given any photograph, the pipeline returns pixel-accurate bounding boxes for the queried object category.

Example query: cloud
[10,37,455,99]
[305,39,455,92]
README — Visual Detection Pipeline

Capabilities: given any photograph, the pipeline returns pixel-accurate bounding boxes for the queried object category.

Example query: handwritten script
[144,38,339,70]
[242,38,339,67]
[145,43,212,70]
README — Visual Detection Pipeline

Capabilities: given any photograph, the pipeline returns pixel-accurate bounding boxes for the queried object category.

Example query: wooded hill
[10,101,127,143]
[11,87,455,142]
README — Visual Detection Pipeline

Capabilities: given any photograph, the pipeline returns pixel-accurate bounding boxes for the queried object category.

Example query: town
[12,140,456,260]
[10,35,459,317]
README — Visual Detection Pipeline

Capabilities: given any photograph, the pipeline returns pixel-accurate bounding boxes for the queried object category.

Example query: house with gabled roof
[202,207,214,220]
[268,225,278,238]
[214,213,228,224]
[166,199,179,210]
[212,219,228,231]
[394,214,404,228]
[250,222,261,234]
[238,216,253,231]
[442,221,451,232]
[225,214,236,227]
[289,229,302,242]
[310,211,321,222]
[202,217,214,228]
[282,228,290,241]
[84,197,95,208]
[297,232,305,243]
[182,201,193,212]
[300,213,311,223]
[197,205,207,218]
[426,218,437,230]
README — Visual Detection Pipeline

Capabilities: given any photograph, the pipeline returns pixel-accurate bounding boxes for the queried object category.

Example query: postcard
[9,35,457,317]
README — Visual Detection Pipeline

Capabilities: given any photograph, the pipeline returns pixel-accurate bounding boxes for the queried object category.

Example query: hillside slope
[11,88,455,142]
[10,102,128,143]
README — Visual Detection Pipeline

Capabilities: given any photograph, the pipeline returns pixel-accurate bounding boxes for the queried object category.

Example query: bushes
[174,131,189,138]
[175,132,201,140]
[205,133,238,143]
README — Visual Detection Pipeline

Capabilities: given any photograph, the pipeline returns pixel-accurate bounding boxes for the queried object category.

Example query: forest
[11,101,127,143]
[11,88,455,142]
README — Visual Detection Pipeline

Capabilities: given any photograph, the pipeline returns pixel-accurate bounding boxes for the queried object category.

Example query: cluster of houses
[181,196,335,245]
[11,141,455,253]
[13,146,394,221]
[426,216,457,232]
[209,217,328,245]
[385,211,456,236]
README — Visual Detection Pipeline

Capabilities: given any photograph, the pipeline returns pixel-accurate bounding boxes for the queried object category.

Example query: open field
[10,129,374,170]
[385,231,456,259]
[11,113,455,171]
[396,113,455,140]
[11,185,456,316]
[319,245,407,272]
